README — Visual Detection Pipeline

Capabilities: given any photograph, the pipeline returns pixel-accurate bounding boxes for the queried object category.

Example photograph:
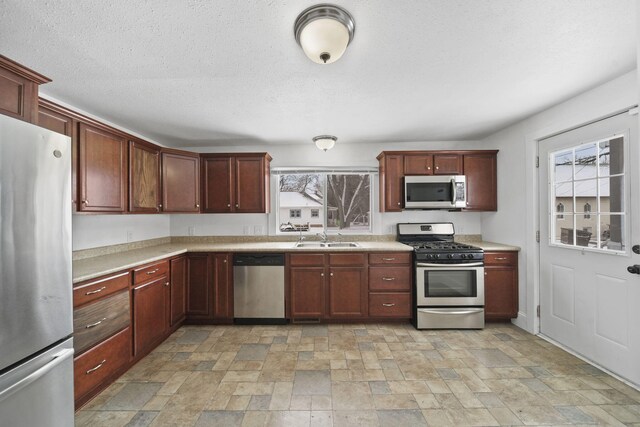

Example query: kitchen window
[275,169,373,234]
[550,135,625,252]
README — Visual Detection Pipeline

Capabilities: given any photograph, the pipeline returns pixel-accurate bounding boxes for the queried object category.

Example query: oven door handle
[416,262,484,268]
[418,308,484,315]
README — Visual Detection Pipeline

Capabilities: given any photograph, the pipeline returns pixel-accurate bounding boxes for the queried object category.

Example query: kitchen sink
[325,242,360,248]
[294,241,360,248]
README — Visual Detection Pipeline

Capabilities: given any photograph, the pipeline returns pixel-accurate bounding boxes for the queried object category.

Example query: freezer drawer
[0,338,74,427]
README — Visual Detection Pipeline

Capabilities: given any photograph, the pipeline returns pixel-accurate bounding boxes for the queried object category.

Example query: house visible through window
[550,136,625,252]
[277,172,372,233]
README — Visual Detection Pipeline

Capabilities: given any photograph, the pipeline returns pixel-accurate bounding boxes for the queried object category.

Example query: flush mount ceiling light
[294,4,355,64]
[313,135,337,151]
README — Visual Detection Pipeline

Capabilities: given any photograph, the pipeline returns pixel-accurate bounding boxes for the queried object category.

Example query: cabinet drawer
[73,271,130,308]
[369,293,411,317]
[369,267,411,291]
[329,253,366,266]
[369,252,412,265]
[289,253,325,267]
[73,290,131,355]
[133,260,169,285]
[484,251,517,266]
[74,327,131,401]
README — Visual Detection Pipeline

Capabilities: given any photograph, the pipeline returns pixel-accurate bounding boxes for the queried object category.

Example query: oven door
[416,262,484,306]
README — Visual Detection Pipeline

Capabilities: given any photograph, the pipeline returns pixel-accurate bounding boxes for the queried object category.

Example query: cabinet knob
[330,272,334,276]
[165,281,170,286]
[196,204,200,208]
[436,166,439,170]
[320,273,324,277]
[82,199,89,205]
[223,259,227,263]
[227,204,231,208]
[485,272,487,275]
[158,204,163,208]
[235,204,239,208]
[397,202,401,206]
[427,166,431,170]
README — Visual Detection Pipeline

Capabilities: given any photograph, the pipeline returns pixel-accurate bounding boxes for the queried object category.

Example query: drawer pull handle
[494,257,507,260]
[85,286,106,295]
[85,318,107,329]
[146,269,159,275]
[382,303,396,307]
[382,258,396,261]
[382,277,396,281]
[86,360,106,374]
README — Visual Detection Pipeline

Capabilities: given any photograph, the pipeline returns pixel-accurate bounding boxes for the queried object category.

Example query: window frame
[274,171,374,235]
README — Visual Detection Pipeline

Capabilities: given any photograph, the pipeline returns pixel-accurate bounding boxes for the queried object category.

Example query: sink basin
[294,241,360,248]
[325,242,360,248]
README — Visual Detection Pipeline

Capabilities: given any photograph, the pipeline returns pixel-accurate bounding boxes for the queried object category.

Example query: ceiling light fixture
[294,4,355,64]
[313,135,337,151]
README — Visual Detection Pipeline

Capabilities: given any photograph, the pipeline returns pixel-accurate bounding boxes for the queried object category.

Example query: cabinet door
[202,157,233,213]
[290,267,325,318]
[484,267,518,319]
[37,101,77,211]
[0,66,38,123]
[186,254,212,318]
[380,154,404,212]
[78,123,127,212]
[327,267,367,318]
[404,155,433,175]
[162,152,200,212]
[212,254,233,320]
[235,156,266,213]
[170,256,187,326]
[133,277,169,356]
[129,141,161,213]
[433,154,463,175]
[463,153,497,211]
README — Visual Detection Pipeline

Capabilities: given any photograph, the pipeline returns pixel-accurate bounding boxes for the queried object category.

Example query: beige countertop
[72,241,414,284]
[471,241,521,252]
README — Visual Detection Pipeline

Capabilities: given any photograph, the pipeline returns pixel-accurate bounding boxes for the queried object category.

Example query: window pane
[600,214,625,251]
[575,215,596,248]
[600,176,624,213]
[600,137,624,176]
[554,183,573,213]
[553,150,573,182]
[573,179,596,210]
[279,174,323,232]
[555,214,574,245]
[326,174,370,231]
[574,143,597,180]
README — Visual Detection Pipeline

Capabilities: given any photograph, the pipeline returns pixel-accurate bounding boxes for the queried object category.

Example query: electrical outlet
[254,225,262,235]
[126,230,133,242]
[188,226,195,236]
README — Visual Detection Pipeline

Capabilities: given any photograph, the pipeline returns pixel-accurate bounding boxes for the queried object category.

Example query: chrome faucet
[316,230,328,243]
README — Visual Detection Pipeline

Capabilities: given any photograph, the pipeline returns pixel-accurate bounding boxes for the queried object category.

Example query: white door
[539,110,640,387]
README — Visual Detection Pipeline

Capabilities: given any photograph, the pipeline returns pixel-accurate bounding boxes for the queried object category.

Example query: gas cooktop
[397,222,484,263]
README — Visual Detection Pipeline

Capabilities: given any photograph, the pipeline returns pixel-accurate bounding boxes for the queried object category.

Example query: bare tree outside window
[326,174,370,231]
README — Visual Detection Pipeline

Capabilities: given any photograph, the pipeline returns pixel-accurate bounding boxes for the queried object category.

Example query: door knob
[627,265,640,275]
[633,245,640,254]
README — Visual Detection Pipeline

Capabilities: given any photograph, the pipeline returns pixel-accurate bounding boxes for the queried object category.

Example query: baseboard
[511,311,529,331]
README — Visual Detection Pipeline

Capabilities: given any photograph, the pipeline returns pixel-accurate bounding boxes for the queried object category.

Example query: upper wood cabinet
[378,150,497,212]
[404,154,462,175]
[129,140,161,213]
[78,123,128,212]
[0,55,50,124]
[377,153,404,212]
[463,153,497,211]
[201,153,271,213]
[161,150,200,213]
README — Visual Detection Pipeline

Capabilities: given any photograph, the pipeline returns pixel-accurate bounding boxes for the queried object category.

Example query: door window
[549,136,625,252]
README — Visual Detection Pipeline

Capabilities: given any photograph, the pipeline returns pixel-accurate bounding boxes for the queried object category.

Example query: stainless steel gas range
[397,223,485,329]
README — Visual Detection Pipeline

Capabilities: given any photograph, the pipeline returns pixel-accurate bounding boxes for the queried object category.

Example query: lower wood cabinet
[185,253,233,323]
[170,256,187,326]
[484,251,519,320]
[290,266,326,319]
[367,253,412,319]
[132,276,170,356]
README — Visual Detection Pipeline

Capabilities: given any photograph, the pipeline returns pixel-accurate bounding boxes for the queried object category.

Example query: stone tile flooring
[75,323,640,426]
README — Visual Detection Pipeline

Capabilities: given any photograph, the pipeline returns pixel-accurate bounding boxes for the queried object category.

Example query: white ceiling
[0,0,636,148]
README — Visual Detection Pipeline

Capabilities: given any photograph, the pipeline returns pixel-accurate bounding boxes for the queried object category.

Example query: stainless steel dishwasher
[233,253,286,324]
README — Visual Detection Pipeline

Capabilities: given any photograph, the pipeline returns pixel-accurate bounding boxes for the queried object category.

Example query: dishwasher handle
[233,253,285,266]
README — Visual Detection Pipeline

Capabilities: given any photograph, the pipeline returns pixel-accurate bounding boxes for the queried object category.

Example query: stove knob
[434,254,440,259]
[447,254,454,259]
[460,254,466,259]
[425,254,432,259]
[467,254,474,259]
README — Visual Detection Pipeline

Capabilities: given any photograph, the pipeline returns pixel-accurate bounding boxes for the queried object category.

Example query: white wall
[480,70,638,333]
[73,215,171,250]
[170,140,486,237]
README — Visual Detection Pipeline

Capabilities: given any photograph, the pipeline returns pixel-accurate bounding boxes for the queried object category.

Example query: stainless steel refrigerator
[0,114,74,425]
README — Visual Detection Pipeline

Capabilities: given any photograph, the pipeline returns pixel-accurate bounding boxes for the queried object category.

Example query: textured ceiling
[0,0,636,147]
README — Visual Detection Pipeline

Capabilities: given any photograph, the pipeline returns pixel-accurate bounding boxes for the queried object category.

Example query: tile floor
[75,323,640,426]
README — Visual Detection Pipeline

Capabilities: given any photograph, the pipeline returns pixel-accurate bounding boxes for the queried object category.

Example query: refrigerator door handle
[0,348,74,404]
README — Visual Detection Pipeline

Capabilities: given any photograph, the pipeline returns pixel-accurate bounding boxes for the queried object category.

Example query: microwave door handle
[451,178,456,205]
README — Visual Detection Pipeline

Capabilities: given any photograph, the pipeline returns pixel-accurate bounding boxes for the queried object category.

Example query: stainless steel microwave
[404,175,466,209]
